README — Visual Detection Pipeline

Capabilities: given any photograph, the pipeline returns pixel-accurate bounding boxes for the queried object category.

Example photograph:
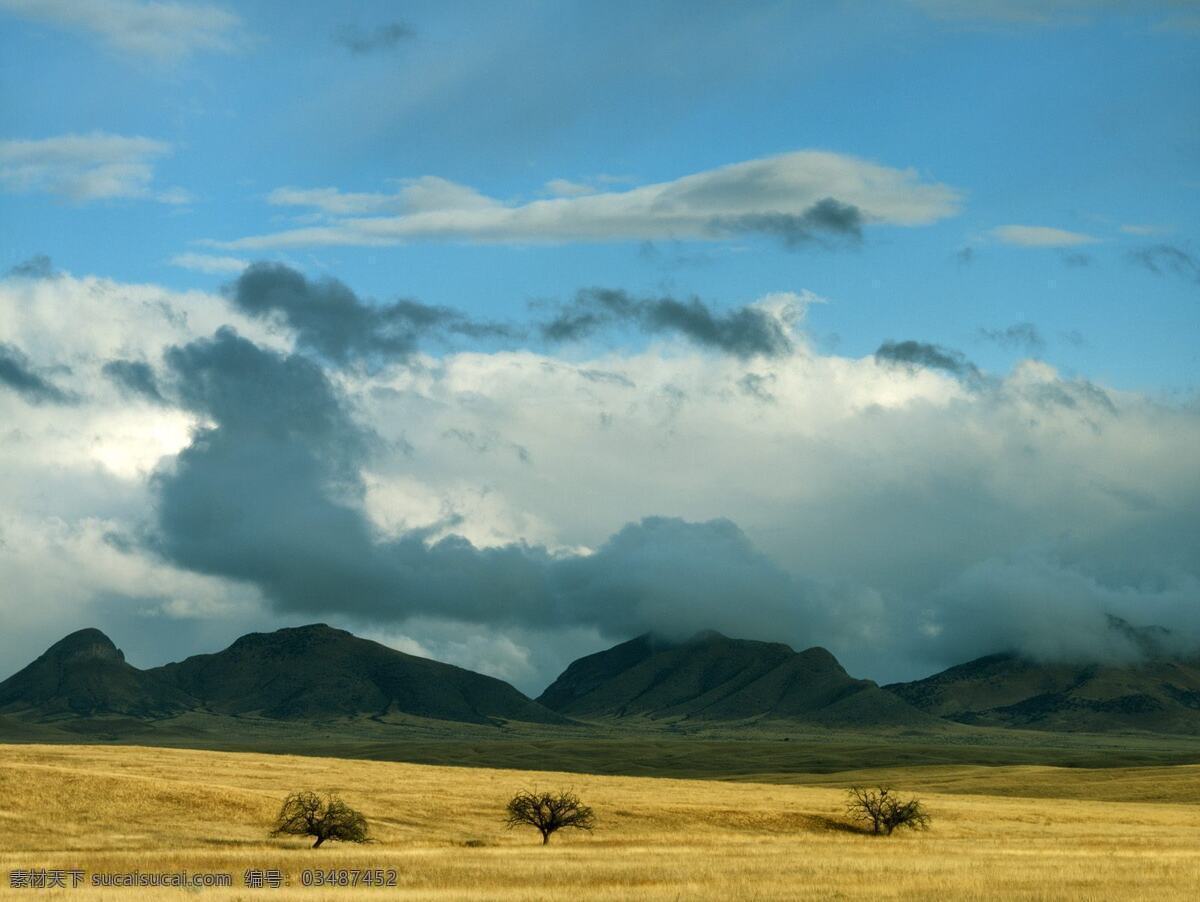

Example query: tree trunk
[313,836,325,848]
[541,831,550,845]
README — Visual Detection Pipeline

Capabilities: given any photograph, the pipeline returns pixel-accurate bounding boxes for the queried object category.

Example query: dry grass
[2,743,1199,900]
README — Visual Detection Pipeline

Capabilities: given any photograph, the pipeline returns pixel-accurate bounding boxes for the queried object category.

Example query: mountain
[0,628,194,718]
[0,624,566,727]
[537,631,932,726]
[885,652,1200,734]
[149,624,566,725]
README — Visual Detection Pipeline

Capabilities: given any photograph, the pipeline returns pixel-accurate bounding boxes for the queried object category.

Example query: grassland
[2,744,1200,900]
[12,709,1200,779]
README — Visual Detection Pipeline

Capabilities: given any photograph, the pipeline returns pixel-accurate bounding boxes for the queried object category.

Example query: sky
[0,0,1198,695]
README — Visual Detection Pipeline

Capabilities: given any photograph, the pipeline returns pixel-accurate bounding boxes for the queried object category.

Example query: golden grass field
[2,743,1199,900]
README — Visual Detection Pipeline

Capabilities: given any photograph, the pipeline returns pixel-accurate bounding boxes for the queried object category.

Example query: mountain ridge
[537,630,934,727]
[885,651,1200,734]
[6,624,1200,737]
[0,623,566,727]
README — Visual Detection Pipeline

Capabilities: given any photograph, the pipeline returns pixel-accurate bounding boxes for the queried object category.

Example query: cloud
[0,133,186,203]
[170,252,248,275]
[333,21,414,54]
[538,288,807,358]
[215,151,962,250]
[1120,223,1167,236]
[875,339,982,381]
[6,254,56,279]
[148,328,811,642]
[1153,10,1200,32]
[738,372,776,403]
[990,224,1100,247]
[0,342,75,404]
[910,0,1200,27]
[227,262,516,366]
[0,0,243,62]
[102,359,165,403]
[1128,243,1200,284]
[709,197,864,249]
[265,177,503,217]
[543,178,596,198]
[979,322,1046,353]
[142,322,1199,681]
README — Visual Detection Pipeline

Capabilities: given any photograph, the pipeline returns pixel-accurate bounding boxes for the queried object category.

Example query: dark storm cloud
[6,254,56,279]
[153,328,381,607]
[102,359,165,403]
[540,288,793,358]
[979,322,1045,353]
[874,339,981,381]
[334,21,414,54]
[710,197,864,249]
[150,328,804,640]
[1128,244,1200,285]
[227,263,516,365]
[0,343,75,405]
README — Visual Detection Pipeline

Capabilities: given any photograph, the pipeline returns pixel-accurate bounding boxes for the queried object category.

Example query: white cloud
[913,0,1099,24]
[0,0,243,63]
[170,252,248,274]
[911,0,1200,27]
[1120,223,1167,235]
[542,178,598,198]
[266,176,500,217]
[990,224,1100,247]
[1154,10,1200,32]
[0,133,187,204]
[218,150,963,250]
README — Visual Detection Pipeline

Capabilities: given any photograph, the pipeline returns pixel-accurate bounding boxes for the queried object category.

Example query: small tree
[504,789,596,845]
[846,786,930,836]
[271,791,369,848]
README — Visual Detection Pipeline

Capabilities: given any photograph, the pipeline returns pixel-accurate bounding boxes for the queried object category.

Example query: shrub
[504,789,596,845]
[270,790,369,848]
[845,786,930,835]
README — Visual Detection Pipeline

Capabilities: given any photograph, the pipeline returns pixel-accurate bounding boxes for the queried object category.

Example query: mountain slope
[0,629,195,718]
[0,624,567,727]
[149,624,567,725]
[886,653,1200,734]
[537,631,931,726]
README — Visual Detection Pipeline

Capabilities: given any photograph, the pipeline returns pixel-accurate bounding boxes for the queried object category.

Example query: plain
[2,743,1200,900]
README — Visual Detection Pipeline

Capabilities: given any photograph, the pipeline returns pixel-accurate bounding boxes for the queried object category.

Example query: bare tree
[271,791,369,848]
[846,786,930,835]
[504,789,596,845]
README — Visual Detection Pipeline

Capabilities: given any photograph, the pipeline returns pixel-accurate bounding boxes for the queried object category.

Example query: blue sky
[2,0,1197,390]
[1,1,1199,690]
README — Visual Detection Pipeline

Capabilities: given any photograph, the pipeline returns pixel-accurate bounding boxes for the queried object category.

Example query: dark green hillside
[886,652,1200,734]
[537,631,932,726]
[0,628,195,718]
[149,623,568,725]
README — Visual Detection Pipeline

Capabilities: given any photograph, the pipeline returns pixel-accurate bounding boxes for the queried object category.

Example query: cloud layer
[217,151,961,250]
[990,224,1099,247]
[0,0,243,62]
[538,288,805,358]
[0,133,186,203]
